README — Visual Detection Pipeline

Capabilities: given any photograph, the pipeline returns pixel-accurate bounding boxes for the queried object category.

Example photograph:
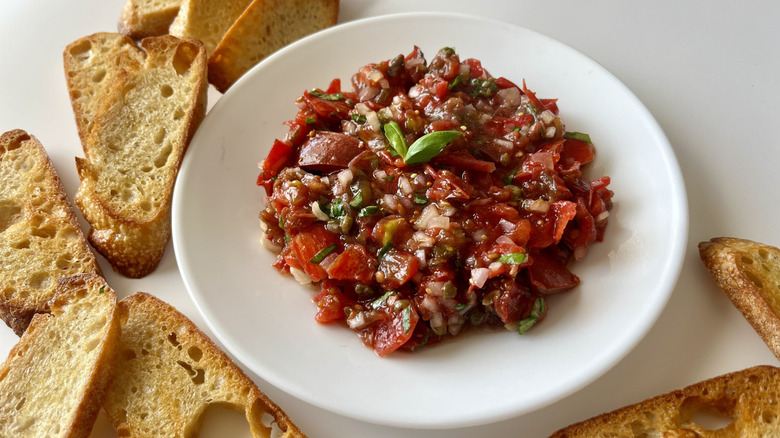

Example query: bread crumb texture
[0,130,100,335]
[549,365,780,437]
[208,0,339,92]
[119,0,182,39]
[0,273,119,437]
[105,292,306,437]
[699,237,780,360]
[66,34,207,278]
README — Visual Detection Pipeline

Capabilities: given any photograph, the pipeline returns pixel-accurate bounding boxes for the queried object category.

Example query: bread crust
[699,237,780,359]
[104,292,306,437]
[0,273,119,437]
[66,35,208,278]
[208,0,339,92]
[0,129,101,335]
[118,0,182,39]
[550,365,780,437]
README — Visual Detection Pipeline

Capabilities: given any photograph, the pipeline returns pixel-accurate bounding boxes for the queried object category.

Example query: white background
[1,1,778,437]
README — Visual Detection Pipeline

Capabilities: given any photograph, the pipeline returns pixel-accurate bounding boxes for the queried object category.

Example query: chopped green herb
[308,244,338,264]
[358,205,380,217]
[377,241,393,258]
[351,113,367,124]
[518,297,546,335]
[413,193,428,205]
[322,199,344,218]
[504,165,519,184]
[449,74,465,90]
[564,131,592,143]
[349,191,363,209]
[497,252,526,265]
[402,306,412,333]
[470,78,499,98]
[309,89,344,101]
[454,303,466,311]
[98,286,105,294]
[371,291,394,309]
[305,117,316,125]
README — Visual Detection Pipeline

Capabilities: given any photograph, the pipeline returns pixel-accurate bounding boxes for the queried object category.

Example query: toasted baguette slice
[0,130,101,336]
[208,0,339,93]
[118,0,182,38]
[63,33,146,146]
[169,0,253,56]
[550,365,780,437]
[104,292,306,437]
[699,237,780,359]
[0,273,120,437]
[72,35,208,278]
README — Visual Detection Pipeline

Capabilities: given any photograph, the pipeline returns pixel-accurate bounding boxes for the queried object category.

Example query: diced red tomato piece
[372,301,419,357]
[312,287,350,323]
[551,200,577,243]
[495,76,520,90]
[527,250,580,294]
[296,131,365,173]
[493,280,533,325]
[302,90,352,119]
[261,140,293,179]
[464,58,485,78]
[289,224,340,282]
[326,78,341,94]
[377,248,419,290]
[326,244,377,283]
[435,152,496,173]
[560,138,595,169]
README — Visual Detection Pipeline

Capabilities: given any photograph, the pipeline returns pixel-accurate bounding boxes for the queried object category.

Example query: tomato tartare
[257,47,613,356]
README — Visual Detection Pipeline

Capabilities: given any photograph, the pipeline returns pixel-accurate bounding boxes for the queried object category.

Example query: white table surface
[1,1,779,436]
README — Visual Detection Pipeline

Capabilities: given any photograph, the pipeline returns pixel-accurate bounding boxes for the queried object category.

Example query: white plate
[172,12,687,429]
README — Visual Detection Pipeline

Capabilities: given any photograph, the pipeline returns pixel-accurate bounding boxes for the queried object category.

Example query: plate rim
[172,11,689,428]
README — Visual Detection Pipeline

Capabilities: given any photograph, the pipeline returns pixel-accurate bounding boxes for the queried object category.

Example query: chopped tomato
[371,297,419,357]
[527,249,580,294]
[289,224,340,282]
[377,248,419,290]
[312,286,353,323]
[257,46,612,355]
[326,244,377,283]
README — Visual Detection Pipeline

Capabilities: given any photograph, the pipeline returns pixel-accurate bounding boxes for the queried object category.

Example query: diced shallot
[311,201,330,221]
[427,215,450,230]
[290,267,312,285]
[471,267,490,288]
[336,168,354,189]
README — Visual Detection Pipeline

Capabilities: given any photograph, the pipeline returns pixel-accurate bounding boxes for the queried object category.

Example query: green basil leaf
[383,121,407,158]
[308,244,338,264]
[404,130,463,166]
[564,131,592,143]
[496,252,526,265]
